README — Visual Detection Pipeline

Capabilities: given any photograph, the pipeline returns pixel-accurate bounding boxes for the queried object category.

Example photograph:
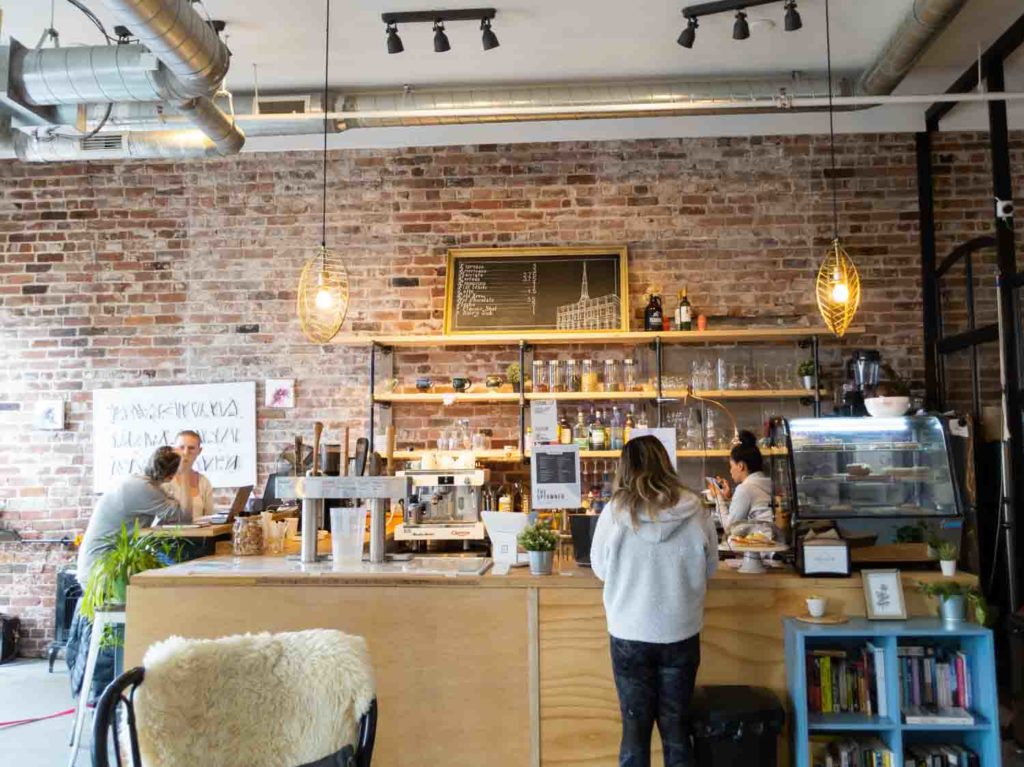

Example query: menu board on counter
[444,246,629,334]
[531,444,581,510]
[92,382,256,493]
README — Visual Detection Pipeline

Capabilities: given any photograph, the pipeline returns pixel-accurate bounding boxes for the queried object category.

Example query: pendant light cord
[321,0,330,254]
[825,0,839,242]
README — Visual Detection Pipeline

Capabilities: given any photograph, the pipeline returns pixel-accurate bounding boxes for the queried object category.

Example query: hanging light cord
[825,0,839,242]
[321,0,330,255]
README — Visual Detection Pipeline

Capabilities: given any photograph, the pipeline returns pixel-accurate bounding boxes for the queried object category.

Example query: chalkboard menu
[444,246,629,334]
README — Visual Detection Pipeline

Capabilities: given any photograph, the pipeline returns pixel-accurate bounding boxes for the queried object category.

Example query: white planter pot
[940,594,966,623]
[528,550,554,576]
[800,375,816,390]
[940,560,957,577]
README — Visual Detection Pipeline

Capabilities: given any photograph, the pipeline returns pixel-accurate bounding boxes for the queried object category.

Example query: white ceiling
[1,0,1022,147]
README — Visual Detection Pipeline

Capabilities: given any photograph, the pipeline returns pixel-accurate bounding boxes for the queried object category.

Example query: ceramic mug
[415,377,433,391]
[452,377,470,392]
[806,596,827,618]
[485,374,503,389]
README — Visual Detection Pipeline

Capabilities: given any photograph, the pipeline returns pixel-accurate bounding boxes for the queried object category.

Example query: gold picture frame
[861,568,908,620]
[443,246,630,335]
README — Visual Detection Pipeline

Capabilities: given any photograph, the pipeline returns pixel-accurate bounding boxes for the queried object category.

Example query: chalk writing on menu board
[92,382,256,493]
[446,249,626,333]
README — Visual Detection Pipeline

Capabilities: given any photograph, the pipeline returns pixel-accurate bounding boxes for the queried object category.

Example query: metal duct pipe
[13,128,224,162]
[857,0,967,96]
[178,95,245,154]
[99,0,230,99]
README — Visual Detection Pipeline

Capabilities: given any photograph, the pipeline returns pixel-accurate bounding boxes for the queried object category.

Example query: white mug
[806,596,827,618]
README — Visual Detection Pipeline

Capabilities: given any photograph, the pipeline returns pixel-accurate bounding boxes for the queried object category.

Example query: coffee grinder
[840,349,881,416]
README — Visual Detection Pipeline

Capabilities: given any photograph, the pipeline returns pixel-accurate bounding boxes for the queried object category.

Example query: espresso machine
[395,467,489,550]
[839,349,881,416]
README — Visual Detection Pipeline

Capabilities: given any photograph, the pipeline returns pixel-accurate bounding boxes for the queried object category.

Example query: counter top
[131,554,978,591]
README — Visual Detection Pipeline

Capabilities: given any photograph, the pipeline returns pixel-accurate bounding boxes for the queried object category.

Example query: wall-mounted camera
[996,198,1014,221]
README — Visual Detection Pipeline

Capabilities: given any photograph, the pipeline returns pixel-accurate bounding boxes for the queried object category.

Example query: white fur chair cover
[127,629,375,767]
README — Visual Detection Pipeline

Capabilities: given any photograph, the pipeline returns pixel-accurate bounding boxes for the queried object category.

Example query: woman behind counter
[162,429,215,521]
[590,435,718,767]
[710,430,774,537]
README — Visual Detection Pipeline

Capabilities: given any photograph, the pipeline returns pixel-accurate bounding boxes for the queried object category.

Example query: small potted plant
[517,520,559,576]
[798,359,817,390]
[918,581,991,626]
[936,541,959,577]
[82,521,182,646]
[507,362,522,393]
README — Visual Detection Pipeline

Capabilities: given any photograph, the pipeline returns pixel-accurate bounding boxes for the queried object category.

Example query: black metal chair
[92,666,378,767]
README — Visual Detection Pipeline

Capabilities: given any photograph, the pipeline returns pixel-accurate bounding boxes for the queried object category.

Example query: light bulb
[831,281,849,304]
[315,271,334,310]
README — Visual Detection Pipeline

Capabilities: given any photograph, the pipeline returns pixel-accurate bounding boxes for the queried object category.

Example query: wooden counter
[126,557,974,767]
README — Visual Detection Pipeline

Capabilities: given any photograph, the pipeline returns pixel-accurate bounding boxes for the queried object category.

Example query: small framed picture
[265,379,295,408]
[33,399,65,430]
[862,569,907,620]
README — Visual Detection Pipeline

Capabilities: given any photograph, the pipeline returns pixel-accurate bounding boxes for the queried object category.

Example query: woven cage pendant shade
[297,245,349,343]
[815,238,860,338]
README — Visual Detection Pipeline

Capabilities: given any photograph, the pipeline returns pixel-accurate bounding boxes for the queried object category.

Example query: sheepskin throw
[132,629,375,767]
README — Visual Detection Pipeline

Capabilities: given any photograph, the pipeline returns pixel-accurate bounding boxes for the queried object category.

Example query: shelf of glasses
[525,391,656,401]
[792,443,936,453]
[662,389,827,401]
[388,447,791,463]
[392,449,523,462]
[374,391,520,404]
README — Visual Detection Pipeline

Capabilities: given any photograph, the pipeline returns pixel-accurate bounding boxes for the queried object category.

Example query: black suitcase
[690,685,785,767]
[0,614,21,663]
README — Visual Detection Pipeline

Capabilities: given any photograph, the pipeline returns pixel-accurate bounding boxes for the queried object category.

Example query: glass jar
[548,359,564,393]
[565,359,581,392]
[623,359,638,392]
[603,360,622,392]
[232,514,263,556]
[532,360,548,393]
[581,359,599,393]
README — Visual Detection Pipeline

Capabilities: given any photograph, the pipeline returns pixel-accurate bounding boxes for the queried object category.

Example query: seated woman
[709,430,775,540]
[68,446,189,703]
[162,429,215,521]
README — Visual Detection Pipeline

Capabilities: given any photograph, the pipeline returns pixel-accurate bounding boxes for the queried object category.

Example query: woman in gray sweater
[590,436,718,767]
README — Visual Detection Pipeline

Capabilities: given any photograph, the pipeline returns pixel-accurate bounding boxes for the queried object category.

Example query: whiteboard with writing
[92,382,256,493]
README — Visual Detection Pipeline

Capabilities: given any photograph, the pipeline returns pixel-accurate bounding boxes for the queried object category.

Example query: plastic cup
[330,506,367,565]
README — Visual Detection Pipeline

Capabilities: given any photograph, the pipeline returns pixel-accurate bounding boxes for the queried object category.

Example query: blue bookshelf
[784,618,1001,767]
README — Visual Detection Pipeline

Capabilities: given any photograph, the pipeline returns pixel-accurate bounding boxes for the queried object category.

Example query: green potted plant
[936,541,959,577]
[506,362,522,393]
[797,359,817,390]
[82,521,182,646]
[918,581,991,626]
[517,520,559,575]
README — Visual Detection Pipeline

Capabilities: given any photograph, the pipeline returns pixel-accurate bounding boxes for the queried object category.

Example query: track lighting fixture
[433,21,451,52]
[386,22,404,54]
[678,0,803,48]
[381,8,497,54]
[732,11,749,40]
[784,1,802,31]
[677,16,698,48]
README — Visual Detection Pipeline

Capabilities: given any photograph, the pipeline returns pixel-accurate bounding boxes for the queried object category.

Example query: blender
[840,350,881,416]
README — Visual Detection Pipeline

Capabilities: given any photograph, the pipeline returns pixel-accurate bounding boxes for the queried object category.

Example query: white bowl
[864,396,911,417]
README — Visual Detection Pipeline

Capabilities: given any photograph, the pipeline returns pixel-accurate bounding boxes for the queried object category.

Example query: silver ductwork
[857,0,967,96]
[13,127,227,162]
[178,95,245,154]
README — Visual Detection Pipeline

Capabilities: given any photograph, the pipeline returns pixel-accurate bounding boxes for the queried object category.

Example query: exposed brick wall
[0,131,1020,655]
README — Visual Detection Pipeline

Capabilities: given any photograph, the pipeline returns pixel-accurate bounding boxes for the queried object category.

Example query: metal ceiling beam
[681,0,782,17]
[381,8,495,24]
[925,9,1024,130]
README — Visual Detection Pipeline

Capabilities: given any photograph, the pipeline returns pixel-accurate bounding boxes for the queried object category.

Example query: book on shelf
[903,743,978,767]
[897,645,973,716]
[902,705,975,726]
[811,738,893,767]
[806,646,882,717]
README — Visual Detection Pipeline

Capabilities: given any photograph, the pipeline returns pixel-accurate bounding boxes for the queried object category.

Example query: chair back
[93,629,377,767]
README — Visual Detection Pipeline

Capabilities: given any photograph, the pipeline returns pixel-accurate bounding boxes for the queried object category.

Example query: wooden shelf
[663,389,827,400]
[392,449,521,463]
[337,326,863,348]
[376,389,825,404]
[525,391,655,401]
[374,391,519,404]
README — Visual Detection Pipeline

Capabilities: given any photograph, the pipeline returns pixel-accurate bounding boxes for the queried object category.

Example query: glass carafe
[532,360,548,393]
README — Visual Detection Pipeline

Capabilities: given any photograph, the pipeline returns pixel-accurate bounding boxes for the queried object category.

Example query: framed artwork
[265,379,295,409]
[443,246,630,334]
[862,569,908,620]
[33,400,65,430]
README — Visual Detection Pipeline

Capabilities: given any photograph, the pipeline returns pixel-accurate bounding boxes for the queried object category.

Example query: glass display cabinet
[775,416,962,521]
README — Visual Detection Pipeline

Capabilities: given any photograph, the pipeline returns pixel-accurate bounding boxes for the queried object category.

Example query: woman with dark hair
[710,430,774,535]
[69,446,189,703]
[590,435,718,767]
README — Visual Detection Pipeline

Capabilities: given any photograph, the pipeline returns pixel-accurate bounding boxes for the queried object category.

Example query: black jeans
[610,633,700,767]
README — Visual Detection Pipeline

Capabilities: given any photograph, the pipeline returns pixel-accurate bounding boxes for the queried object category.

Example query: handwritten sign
[92,382,256,493]
[530,399,559,445]
[531,444,581,510]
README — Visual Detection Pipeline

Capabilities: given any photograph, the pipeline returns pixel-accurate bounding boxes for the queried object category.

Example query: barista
[708,430,773,535]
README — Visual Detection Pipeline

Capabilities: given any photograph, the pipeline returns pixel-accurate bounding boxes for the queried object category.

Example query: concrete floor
[0,658,88,767]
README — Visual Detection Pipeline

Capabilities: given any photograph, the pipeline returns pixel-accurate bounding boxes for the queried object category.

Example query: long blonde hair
[611,436,686,530]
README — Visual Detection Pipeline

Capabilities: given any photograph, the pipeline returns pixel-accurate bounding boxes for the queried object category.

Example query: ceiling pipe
[13,127,228,162]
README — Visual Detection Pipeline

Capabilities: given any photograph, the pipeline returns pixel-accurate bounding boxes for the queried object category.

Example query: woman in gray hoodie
[590,435,718,767]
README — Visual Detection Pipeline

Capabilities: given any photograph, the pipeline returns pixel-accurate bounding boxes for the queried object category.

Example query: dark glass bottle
[644,294,664,332]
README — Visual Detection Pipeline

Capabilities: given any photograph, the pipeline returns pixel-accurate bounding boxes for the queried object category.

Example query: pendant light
[815,0,860,338]
[298,0,349,344]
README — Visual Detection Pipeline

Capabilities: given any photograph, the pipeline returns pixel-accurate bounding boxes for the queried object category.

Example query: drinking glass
[739,365,752,390]
[727,364,741,390]
[603,360,622,392]
[757,363,773,390]
[716,357,729,390]
[532,360,548,393]
[686,409,702,450]
[437,426,452,451]
[623,359,638,392]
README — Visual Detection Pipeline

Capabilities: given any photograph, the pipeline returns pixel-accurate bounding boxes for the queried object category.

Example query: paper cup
[330,506,367,565]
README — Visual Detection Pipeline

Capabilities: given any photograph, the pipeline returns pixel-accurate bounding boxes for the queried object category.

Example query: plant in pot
[936,541,959,577]
[797,359,817,390]
[918,581,992,626]
[517,521,559,576]
[82,521,182,647]
[507,362,522,393]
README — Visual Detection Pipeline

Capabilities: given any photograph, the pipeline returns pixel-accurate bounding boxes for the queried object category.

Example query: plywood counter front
[127,557,972,767]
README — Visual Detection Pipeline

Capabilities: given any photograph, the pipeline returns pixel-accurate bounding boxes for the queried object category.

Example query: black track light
[677,16,698,48]
[784,1,802,31]
[480,18,499,50]
[386,22,404,54]
[732,10,749,40]
[433,20,451,52]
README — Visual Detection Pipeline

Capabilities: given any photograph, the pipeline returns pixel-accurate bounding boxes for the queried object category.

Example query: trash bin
[690,685,785,767]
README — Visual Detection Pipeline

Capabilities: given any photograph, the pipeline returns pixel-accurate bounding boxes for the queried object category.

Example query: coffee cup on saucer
[806,596,827,618]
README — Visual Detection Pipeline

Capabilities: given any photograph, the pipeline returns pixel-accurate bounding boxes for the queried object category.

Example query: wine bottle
[675,288,693,331]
